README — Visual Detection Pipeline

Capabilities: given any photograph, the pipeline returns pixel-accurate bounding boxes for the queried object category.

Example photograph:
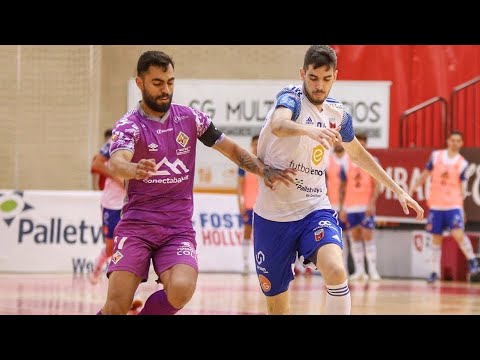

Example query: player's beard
[142,90,173,114]
[304,85,327,106]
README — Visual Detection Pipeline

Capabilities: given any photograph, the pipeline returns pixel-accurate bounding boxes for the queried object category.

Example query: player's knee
[167,277,197,308]
[322,263,347,284]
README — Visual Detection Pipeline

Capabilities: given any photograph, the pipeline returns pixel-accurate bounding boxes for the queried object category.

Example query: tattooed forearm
[236,148,262,176]
[212,135,296,190]
[262,165,279,183]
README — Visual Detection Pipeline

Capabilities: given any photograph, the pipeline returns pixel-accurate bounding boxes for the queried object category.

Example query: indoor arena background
[0,45,479,315]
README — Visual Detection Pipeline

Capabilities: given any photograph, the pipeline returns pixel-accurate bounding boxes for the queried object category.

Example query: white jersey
[254,85,355,222]
[101,176,126,210]
[97,139,126,210]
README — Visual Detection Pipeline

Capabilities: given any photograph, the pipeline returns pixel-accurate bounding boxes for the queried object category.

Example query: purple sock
[138,289,180,315]
[97,310,102,315]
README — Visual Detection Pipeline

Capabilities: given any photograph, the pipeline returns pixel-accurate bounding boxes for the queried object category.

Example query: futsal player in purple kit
[97,50,296,315]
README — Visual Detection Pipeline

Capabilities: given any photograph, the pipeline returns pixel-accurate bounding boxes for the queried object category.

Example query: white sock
[459,234,476,261]
[364,241,378,274]
[325,280,351,315]
[430,243,442,274]
[351,241,365,274]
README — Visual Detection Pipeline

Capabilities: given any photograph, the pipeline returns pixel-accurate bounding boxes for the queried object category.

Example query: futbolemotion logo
[0,191,33,226]
[311,145,325,166]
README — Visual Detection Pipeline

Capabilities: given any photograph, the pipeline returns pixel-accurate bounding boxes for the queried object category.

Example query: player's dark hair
[303,45,337,71]
[449,129,463,139]
[137,51,175,76]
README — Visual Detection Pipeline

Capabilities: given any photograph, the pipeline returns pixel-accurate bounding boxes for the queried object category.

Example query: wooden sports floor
[1,272,480,315]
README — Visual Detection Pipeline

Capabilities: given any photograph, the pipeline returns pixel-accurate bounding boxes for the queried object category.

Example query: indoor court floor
[1,272,480,315]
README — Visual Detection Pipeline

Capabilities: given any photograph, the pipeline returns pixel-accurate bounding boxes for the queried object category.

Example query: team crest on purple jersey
[109,103,212,227]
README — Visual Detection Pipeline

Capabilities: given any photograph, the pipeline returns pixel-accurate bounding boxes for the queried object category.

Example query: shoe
[89,266,102,285]
[427,272,439,284]
[468,258,479,275]
[349,272,368,281]
[369,270,382,281]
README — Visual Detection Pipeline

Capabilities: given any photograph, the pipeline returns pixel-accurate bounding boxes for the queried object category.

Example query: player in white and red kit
[253,45,424,314]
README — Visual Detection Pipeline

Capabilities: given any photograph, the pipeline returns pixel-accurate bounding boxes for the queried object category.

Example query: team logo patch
[258,274,271,292]
[314,228,324,241]
[111,251,123,264]
[176,132,189,148]
[148,143,158,152]
[311,145,325,166]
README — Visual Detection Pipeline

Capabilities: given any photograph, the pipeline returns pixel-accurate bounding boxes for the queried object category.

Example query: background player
[339,132,381,281]
[409,130,479,283]
[237,134,259,275]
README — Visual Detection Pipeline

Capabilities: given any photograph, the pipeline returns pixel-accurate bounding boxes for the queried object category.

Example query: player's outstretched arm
[270,107,341,149]
[343,137,424,221]
[408,169,431,197]
[110,150,156,181]
[212,136,296,190]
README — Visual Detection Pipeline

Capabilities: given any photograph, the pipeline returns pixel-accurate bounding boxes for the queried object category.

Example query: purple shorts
[107,220,198,282]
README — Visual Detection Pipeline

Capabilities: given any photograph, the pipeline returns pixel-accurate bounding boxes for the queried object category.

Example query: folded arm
[109,150,157,181]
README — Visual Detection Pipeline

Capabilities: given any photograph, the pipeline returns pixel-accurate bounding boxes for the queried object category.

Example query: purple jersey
[110,103,212,228]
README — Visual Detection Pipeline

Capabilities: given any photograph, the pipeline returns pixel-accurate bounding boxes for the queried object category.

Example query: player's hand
[263,166,297,190]
[397,191,424,221]
[307,126,342,150]
[135,158,157,180]
[365,201,375,217]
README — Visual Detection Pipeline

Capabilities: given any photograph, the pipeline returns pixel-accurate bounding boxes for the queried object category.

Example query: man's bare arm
[367,179,381,216]
[109,150,157,181]
[91,154,115,179]
[270,107,341,149]
[212,136,295,190]
[342,137,424,220]
[408,169,431,196]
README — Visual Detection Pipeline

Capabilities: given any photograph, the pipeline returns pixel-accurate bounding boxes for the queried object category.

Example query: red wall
[332,45,480,148]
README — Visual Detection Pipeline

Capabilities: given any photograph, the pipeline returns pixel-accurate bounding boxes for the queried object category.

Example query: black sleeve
[199,122,224,147]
